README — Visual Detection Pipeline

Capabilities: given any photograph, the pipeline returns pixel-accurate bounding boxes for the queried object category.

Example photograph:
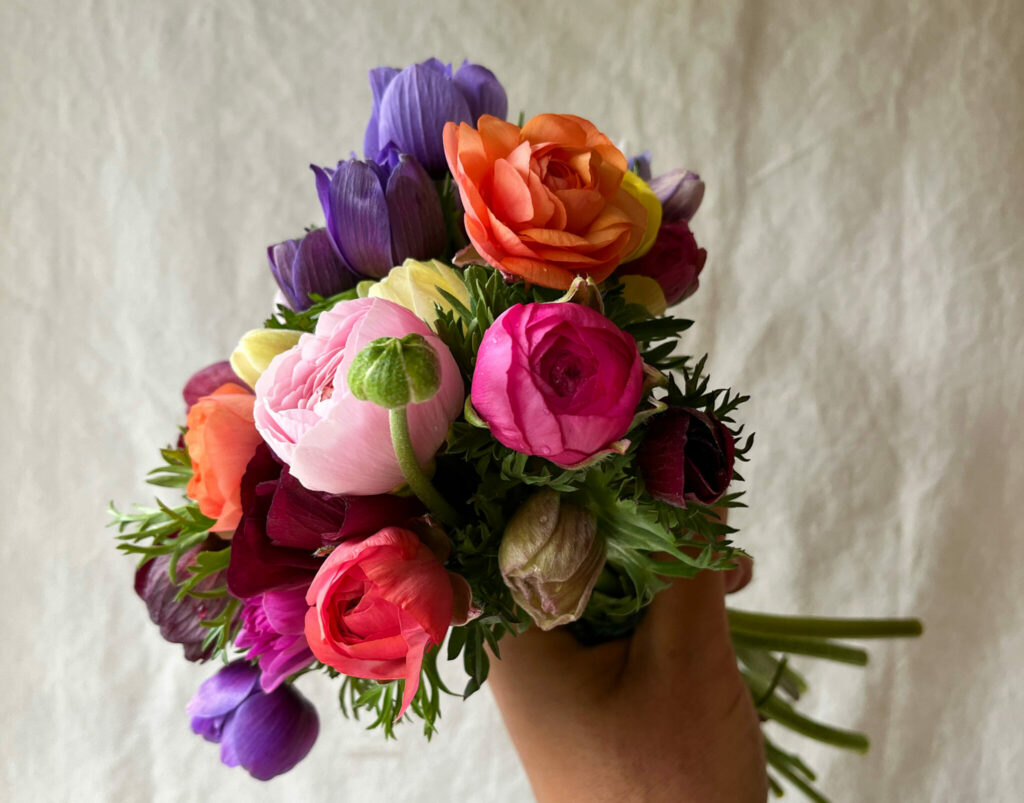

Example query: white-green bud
[347,334,441,409]
[499,489,606,631]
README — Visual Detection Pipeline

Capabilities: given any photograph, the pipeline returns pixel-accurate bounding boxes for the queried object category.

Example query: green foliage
[263,287,360,333]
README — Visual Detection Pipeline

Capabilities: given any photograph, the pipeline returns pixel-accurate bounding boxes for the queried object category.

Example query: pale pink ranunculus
[253,297,464,495]
[304,527,464,718]
[471,302,643,468]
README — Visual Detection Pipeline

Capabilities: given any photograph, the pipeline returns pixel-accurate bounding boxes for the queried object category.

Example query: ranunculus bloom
[312,155,446,280]
[235,585,315,692]
[618,220,707,306]
[267,227,358,311]
[471,302,644,467]
[443,114,648,289]
[188,662,318,781]
[367,258,470,329]
[638,407,735,507]
[134,537,229,661]
[185,383,264,533]
[253,297,464,495]
[364,58,508,175]
[304,527,460,718]
[226,443,423,598]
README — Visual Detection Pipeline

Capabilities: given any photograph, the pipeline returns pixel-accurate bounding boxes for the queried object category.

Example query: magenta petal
[225,686,319,781]
[261,586,310,635]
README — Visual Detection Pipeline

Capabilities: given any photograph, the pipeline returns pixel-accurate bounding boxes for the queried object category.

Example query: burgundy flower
[183,362,249,412]
[620,220,707,306]
[226,443,423,598]
[638,408,735,507]
[134,537,230,661]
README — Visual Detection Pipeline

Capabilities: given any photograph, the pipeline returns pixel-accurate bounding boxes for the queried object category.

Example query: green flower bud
[347,334,441,409]
[499,489,607,631]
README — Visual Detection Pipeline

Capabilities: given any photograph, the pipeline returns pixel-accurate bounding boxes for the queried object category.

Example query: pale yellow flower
[619,170,663,262]
[229,328,303,389]
[368,259,470,329]
[620,274,668,316]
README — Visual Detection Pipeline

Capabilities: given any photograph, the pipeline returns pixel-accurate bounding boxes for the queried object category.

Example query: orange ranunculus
[184,383,262,534]
[443,113,647,289]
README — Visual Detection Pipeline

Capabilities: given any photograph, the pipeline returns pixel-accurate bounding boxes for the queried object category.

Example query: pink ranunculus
[253,297,464,495]
[471,302,644,468]
[304,527,462,718]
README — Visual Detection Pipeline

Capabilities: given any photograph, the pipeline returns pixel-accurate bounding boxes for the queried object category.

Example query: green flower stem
[389,406,462,527]
[765,741,829,803]
[728,609,923,640]
[743,671,870,752]
[731,632,869,666]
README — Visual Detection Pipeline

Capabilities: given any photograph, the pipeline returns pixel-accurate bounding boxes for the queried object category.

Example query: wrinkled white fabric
[2,1,1022,800]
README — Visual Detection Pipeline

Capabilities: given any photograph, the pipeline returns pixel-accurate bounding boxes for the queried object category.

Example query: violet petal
[291,228,357,309]
[363,66,400,161]
[326,160,394,278]
[385,154,447,264]
[187,662,260,719]
[453,61,508,123]
[227,686,319,781]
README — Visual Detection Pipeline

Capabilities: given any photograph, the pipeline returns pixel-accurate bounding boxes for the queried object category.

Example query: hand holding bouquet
[112,58,920,799]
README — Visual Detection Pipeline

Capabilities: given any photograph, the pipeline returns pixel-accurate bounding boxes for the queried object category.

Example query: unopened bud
[347,334,441,409]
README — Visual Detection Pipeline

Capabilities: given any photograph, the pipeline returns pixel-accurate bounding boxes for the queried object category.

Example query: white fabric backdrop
[3,0,1022,800]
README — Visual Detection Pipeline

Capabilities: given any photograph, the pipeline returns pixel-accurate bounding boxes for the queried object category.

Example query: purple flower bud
[267,228,357,311]
[620,220,707,306]
[188,662,319,781]
[650,168,705,223]
[638,408,735,507]
[628,150,653,182]
[312,154,446,279]
[134,538,230,662]
[235,585,315,692]
[183,362,248,411]
[364,58,507,176]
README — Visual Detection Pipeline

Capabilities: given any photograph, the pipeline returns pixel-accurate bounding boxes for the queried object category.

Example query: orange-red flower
[443,113,647,289]
[185,383,262,533]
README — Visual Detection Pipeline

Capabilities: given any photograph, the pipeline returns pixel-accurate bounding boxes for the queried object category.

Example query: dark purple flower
[235,585,314,692]
[183,362,248,411]
[226,443,423,598]
[311,154,445,279]
[188,662,318,781]
[267,228,358,311]
[620,220,707,306]
[650,168,705,223]
[134,538,230,662]
[364,58,508,175]
[638,407,735,507]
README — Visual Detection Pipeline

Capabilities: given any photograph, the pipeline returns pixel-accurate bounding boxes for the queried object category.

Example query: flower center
[544,350,591,398]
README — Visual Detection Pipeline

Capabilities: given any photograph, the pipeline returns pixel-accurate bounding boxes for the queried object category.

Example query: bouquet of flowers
[111,58,920,798]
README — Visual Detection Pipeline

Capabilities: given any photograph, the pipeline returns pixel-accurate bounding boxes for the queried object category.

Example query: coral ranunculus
[304,527,459,718]
[443,114,648,289]
[185,383,264,533]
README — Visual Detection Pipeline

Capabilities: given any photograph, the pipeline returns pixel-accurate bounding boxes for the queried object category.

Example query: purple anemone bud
[638,408,735,507]
[628,150,653,182]
[364,58,508,175]
[183,362,248,411]
[311,155,445,279]
[235,585,315,692]
[650,168,705,223]
[267,228,357,311]
[134,538,230,661]
[188,662,319,781]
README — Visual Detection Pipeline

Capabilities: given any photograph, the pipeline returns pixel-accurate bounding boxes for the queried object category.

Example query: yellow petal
[619,170,662,262]
[368,259,470,328]
[620,274,668,316]
[229,328,303,389]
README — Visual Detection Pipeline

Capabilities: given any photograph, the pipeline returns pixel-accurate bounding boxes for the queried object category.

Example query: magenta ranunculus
[471,302,644,468]
[253,298,464,495]
[235,585,315,692]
